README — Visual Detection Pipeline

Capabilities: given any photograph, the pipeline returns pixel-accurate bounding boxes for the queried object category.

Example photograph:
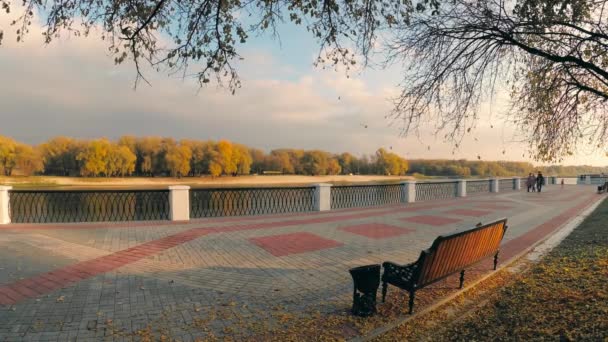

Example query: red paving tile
[444,209,493,217]
[249,232,343,257]
[0,227,213,306]
[401,215,462,226]
[339,223,415,239]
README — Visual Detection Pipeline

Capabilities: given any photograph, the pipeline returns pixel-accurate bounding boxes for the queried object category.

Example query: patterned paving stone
[401,215,462,226]
[0,186,600,340]
[339,223,414,239]
[249,232,343,257]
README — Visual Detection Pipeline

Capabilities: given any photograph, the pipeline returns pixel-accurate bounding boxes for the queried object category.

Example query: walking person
[537,171,545,192]
[526,173,535,192]
[561,179,565,189]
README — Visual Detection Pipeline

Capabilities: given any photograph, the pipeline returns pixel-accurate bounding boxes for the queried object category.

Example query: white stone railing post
[401,181,416,203]
[585,175,592,185]
[169,185,190,221]
[457,180,467,197]
[0,186,12,225]
[314,183,332,211]
[491,178,499,193]
[514,177,521,190]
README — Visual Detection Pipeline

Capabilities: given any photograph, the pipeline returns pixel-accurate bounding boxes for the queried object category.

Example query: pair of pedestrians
[526,172,545,192]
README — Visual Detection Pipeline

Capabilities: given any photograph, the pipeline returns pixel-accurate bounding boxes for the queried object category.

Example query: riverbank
[0,175,413,189]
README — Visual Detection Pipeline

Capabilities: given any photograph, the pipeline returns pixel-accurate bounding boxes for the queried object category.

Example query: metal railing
[466,180,491,194]
[189,187,315,218]
[9,190,170,223]
[330,184,402,209]
[499,179,516,191]
[415,181,458,201]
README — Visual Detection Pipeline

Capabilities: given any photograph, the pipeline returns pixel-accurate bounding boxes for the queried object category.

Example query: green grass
[423,198,608,340]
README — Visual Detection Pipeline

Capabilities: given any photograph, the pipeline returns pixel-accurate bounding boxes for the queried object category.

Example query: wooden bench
[381,218,508,314]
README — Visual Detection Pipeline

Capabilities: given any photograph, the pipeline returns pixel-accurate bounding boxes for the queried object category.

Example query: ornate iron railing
[499,179,516,191]
[415,181,458,201]
[466,180,491,195]
[330,184,402,209]
[190,187,315,218]
[9,190,170,223]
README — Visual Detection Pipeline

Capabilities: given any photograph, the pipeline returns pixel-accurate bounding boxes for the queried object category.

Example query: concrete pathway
[0,185,601,341]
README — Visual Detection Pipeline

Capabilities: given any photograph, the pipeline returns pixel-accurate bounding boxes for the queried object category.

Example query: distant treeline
[1,135,604,178]
[0,135,408,177]
[409,159,608,177]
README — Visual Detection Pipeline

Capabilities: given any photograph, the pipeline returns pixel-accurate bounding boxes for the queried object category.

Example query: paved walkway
[0,185,601,341]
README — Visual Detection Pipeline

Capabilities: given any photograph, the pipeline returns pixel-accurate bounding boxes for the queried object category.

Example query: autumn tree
[0,136,17,176]
[165,144,192,177]
[14,144,44,175]
[40,136,81,176]
[107,145,136,176]
[337,153,355,175]
[327,158,342,175]
[181,140,206,176]
[77,139,112,176]
[233,144,252,175]
[215,140,237,175]
[269,150,295,174]
[117,135,137,153]
[135,136,162,176]
[249,148,266,174]
[375,148,408,176]
[301,150,330,176]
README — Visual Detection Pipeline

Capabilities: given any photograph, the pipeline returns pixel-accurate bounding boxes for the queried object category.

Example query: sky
[0,11,606,166]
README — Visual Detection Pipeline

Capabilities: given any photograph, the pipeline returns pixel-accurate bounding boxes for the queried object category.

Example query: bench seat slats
[382,218,508,314]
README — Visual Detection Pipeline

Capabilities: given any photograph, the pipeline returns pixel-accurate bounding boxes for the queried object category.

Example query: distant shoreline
[0,175,415,190]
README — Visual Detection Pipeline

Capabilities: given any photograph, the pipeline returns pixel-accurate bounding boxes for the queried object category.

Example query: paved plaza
[0,185,602,341]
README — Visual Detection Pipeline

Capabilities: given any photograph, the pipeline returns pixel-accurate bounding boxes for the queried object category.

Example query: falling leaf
[56,296,65,302]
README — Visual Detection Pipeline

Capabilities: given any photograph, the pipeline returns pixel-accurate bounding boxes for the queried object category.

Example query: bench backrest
[414,218,507,288]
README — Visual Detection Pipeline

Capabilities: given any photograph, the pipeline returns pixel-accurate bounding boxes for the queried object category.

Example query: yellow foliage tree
[0,136,17,176]
[208,161,222,177]
[165,145,192,177]
[14,144,44,176]
[77,139,112,177]
[216,140,236,175]
[107,144,136,176]
[327,158,342,175]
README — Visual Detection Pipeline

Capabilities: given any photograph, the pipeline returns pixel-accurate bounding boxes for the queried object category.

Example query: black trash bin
[349,264,381,317]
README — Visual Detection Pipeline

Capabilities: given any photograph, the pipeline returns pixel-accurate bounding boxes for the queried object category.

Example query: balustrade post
[457,180,467,197]
[314,183,332,211]
[491,179,499,193]
[0,186,12,225]
[169,186,190,221]
[401,181,416,203]
[585,175,592,185]
[514,177,521,190]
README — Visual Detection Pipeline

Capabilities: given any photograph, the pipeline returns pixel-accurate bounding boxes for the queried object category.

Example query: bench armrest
[382,261,419,284]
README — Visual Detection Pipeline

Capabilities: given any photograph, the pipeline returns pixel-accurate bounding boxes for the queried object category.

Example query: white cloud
[0,12,606,166]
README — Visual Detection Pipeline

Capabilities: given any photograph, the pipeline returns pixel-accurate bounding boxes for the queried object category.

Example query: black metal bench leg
[381,281,387,303]
[408,290,416,314]
[459,270,465,289]
[494,251,500,270]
